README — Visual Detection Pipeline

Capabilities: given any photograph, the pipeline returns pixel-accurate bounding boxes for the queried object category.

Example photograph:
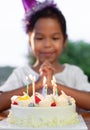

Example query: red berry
[51,102,56,107]
[13,101,18,105]
[35,95,41,104]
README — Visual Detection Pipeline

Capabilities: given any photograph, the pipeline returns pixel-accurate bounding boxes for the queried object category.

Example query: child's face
[29,18,66,64]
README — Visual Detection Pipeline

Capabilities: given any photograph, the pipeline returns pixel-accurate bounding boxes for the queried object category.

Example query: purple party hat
[22,0,56,14]
[22,0,37,13]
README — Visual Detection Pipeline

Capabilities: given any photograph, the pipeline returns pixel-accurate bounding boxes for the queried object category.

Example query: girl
[0,0,90,111]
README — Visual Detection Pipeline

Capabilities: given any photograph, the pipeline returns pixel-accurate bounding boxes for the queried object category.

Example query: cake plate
[0,115,88,130]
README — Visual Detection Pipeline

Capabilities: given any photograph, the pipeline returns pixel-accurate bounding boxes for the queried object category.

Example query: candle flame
[43,76,47,85]
[53,76,56,83]
[51,76,57,87]
[26,76,28,80]
[52,76,58,95]
[29,74,35,81]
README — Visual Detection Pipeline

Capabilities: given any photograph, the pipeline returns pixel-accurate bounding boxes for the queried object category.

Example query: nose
[44,38,52,48]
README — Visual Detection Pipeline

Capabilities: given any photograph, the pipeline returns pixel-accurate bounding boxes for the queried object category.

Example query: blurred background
[0,0,90,85]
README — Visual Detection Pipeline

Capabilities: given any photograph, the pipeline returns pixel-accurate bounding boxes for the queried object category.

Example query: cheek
[55,43,64,53]
[54,44,64,57]
[32,43,41,55]
[34,41,43,49]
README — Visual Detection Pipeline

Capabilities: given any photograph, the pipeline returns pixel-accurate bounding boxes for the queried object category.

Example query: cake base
[7,104,79,128]
[0,115,88,130]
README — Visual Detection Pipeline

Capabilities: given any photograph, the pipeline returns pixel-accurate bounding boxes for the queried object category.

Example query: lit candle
[26,76,29,95]
[51,76,58,96]
[29,74,35,96]
[42,76,47,97]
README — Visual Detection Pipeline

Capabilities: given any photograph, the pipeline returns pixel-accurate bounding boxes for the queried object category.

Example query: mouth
[40,51,55,57]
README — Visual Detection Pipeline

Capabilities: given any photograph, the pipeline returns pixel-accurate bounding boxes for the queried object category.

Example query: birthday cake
[7,91,79,128]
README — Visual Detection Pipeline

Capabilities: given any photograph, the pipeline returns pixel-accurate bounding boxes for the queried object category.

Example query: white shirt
[0,64,90,92]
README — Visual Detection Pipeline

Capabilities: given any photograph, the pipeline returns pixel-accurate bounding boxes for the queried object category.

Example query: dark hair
[24,6,67,38]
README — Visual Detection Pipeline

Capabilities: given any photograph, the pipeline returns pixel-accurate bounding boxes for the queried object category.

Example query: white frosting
[8,103,79,127]
[38,94,54,107]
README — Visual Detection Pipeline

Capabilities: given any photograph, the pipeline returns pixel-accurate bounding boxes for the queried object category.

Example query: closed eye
[35,37,43,40]
[52,37,60,40]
